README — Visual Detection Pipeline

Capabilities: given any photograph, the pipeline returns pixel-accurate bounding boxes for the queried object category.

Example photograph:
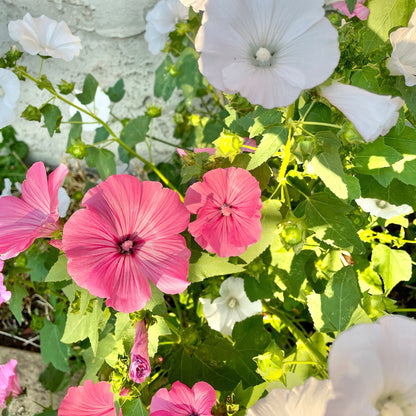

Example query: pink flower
[58,380,121,416]
[0,161,68,260]
[331,0,369,20]
[176,148,216,157]
[0,261,11,306]
[0,359,22,408]
[149,381,216,416]
[129,320,151,383]
[184,167,262,257]
[62,175,191,313]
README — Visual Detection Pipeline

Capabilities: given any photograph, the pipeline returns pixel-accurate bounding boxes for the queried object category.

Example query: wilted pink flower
[0,261,11,306]
[330,0,369,20]
[62,175,190,313]
[184,167,262,257]
[150,381,216,416]
[58,380,121,416]
[129,320,151,383]
[0,359,22,408]
[176,148,216,157]
[0,162,68,260]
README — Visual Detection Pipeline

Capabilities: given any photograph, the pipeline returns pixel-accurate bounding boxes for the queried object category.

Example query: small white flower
[69,87,111,131]
[320,81,404,142]
[387,8,416,87]
[0,69,20,129]
[200,276,262,336]
[8,13,82,61]
[247,378,333,416]
[195,0,340,109]
[145,0,189,55]
[180,0,207,12]
[325,315,416,416]
[356,197,412,220]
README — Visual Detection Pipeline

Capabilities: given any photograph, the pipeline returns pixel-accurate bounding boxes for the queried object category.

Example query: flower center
[228,297,238,308]
[376,200,389,208]
[379,401,404,416]
[189,413,199,416]
[255,47,273,66]
[220,203,233,216]
[119,237,137,254]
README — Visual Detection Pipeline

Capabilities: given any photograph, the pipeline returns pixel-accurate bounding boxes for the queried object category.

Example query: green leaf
[67,111,82,149]
[34,411,58,416]
[145,283,167,315]
[86,147,117,180]
[61,298,109,356]
[107,78,125,103]
[311,149,348,200]
[372,244,412,294]
[148,316,171,358]
[239,199,281,264]
[57,79,75,95]
[154,55,176,101]
[94,126,110,143]
[40,104,62,137]
[39,363,70,393]
[45,255,71,283]
[351,66,380,93]
[122,400,148,416]
[188,253,245,283]
[27,249,58,282]
[307,266,362,333]
[40,319,71,372]
[355,138,403,170]
[295,193,364,254]
[365,0,415,52]
[76,73,98,105]
[119,116,151,163]
[247,127,287,170]
[9,283,28,325]
[247,108,282,137]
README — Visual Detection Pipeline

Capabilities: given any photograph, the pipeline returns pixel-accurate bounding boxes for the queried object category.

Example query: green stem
[395,308,416,313]
[172,295,183,326]
[148,135,192,151]
[18,67,183,199]
[278,104,295,181]
[267,306,327,370]
[301,121,342,129]
[38,57,46,79]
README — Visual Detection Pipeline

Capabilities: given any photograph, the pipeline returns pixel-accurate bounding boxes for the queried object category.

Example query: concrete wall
[0,0,180,167]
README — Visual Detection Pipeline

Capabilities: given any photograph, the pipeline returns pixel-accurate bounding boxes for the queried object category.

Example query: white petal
[320,82,404,142]
[180,0,207,12]
[0,179,12,197]
[0,69,19,129]
[144,21,168,55]
[356,197,413,219]
[58,187,70,217]
[8,13,81,61]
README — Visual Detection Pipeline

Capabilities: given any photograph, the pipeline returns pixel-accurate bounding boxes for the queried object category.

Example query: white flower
[145,0,189,55]
[320,81,404,142]
[387,8,416,87]
[8,14,82,61]
[195,0,340,109]
[180,0,207,12]
[200,276,262,336]
[0,69,20,129]
[325,315,416,416]
[356,197,412,220]
[69,87,111,131]
[247,378,332,416]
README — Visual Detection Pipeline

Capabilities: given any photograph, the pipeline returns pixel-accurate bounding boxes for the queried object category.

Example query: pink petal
[129,320,151,383]
[58,380,121,416]
[192,382,217,415]
[0,359,22,408]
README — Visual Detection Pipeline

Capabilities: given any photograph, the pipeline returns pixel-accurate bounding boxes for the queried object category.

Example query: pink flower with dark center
[0,261,11,306]
[149,381,217,416]
[62,175,190,313]
[0,359,22,408]
[129,320,151,383]
[184,167,262,257]
[0,161,68,260]
[328,0,369,20]
[58,380,121,416]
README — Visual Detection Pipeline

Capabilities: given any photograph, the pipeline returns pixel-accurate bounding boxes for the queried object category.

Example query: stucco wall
[0,0,180,167]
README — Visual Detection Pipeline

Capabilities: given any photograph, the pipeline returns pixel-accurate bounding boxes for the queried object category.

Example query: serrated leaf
[188,253,245,282]
[295,193,364,254]
[45,255,71,282]
[247,127,287,170]
[86,147,117,180]
[9,283,28,325]
[76,74,98,105]
[372,244,412,294]
[107,78,125,103]
[154,55,176,101]
[40,319,71,372]
[307,266,362,333]
[40,104,62,137]
[122,400,148,416]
